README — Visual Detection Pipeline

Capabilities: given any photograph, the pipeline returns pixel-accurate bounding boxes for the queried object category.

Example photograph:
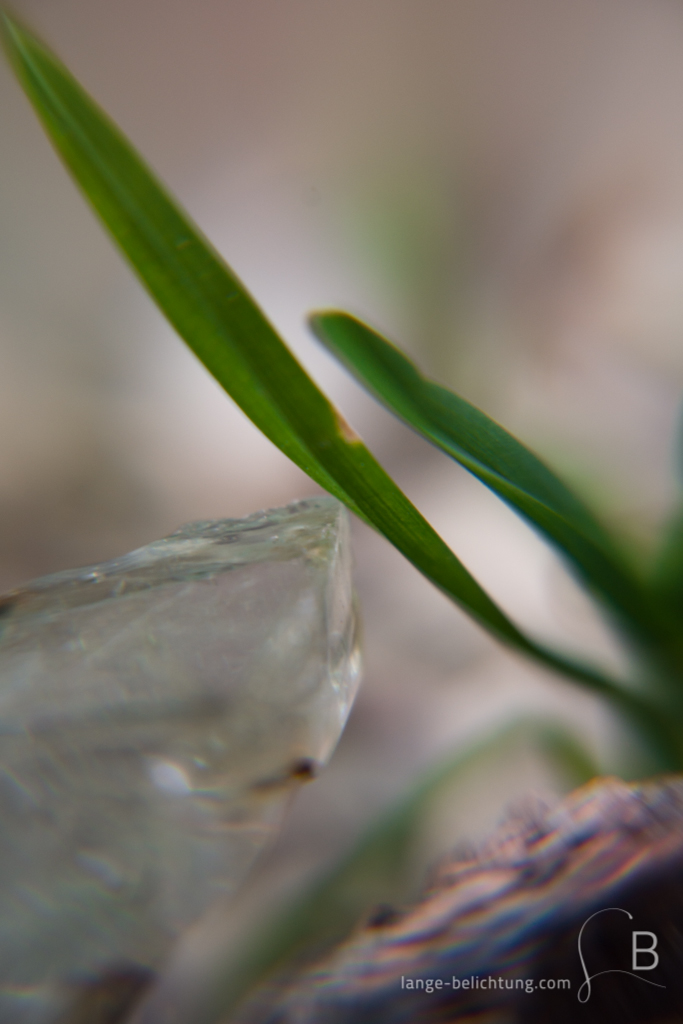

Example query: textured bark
[244,776,683,1024]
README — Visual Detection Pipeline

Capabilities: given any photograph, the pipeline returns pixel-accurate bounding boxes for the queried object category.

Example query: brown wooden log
[242,776,683,1024]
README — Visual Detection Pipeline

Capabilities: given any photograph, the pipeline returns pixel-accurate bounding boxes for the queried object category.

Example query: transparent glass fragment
[0,496,360,1023]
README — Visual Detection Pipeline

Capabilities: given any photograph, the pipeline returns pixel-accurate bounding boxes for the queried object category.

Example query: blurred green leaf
[652,506,683,609]
[310,312,669,651]
[201,720,599,1021]
[533,723,602,790]
[651,403,683,627]
[2,12,681,768]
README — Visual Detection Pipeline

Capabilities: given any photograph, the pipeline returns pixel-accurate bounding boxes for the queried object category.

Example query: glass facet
[0,496,360,1023]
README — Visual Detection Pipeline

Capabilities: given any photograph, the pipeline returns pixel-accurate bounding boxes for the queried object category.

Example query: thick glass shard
[0,496,360,1023]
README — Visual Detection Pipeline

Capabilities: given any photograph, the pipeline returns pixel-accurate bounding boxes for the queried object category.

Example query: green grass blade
[533,723,601,789]
[310,312,666,646]
[0,18,555,647]
[0,13,510,639]
[4,12,679,751]
[652,505,683,609]
[0,12,351,513]
[200,720,599,1021]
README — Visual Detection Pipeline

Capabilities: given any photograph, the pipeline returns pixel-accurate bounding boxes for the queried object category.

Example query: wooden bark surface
[242,776,683,1024]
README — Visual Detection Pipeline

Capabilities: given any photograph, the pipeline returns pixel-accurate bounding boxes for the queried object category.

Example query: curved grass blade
[3,11,680,763]
[199,720,599,1022]
[310,312,669,650]
[0,13,512,641]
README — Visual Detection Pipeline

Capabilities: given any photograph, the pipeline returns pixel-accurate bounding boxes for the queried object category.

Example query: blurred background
[4,0,683,1013]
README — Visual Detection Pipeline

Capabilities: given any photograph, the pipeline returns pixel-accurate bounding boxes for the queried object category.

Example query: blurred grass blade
[203,720,599,1021]
[310,312,665,646]
[534,723,602,789]
[652,401,683,604]
[4,12,681,765]
[652,506,683,609]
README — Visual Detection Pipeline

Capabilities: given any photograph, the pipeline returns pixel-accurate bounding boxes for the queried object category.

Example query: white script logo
[577,907,666,1003]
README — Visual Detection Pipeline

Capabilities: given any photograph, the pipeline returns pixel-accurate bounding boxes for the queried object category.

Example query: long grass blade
[3,12,680,759]
[0,12,515,644]
[310,312,669,649]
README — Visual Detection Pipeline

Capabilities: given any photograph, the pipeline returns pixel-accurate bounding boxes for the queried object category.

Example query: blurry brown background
[3,0,683,1011]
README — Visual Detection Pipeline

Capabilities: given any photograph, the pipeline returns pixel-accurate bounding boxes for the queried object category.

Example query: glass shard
[0,496,360,1023]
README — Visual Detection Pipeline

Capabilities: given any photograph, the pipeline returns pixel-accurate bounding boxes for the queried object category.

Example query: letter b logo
[632,931,659,971]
